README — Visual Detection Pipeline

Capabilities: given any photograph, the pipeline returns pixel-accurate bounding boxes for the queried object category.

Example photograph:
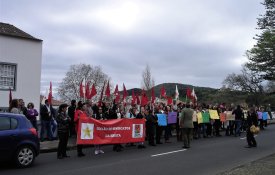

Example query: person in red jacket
[74,101,88,157]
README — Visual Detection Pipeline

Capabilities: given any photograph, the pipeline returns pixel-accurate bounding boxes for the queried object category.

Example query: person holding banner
[214,106,222,137]
[180,104,194,149]
[136,107,146,149]
[125,107,137,147]
[155,104,164,144]
[192,106,199,139]
[164,106,172,143]
[108,105,124,152]
[74,101,87,157]
[94,107,106,155]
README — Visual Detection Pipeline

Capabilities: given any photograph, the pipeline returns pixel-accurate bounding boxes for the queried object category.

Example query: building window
[0,62,17,90]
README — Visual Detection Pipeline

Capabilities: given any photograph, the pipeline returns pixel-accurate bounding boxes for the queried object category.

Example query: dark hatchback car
[0,113,40,168]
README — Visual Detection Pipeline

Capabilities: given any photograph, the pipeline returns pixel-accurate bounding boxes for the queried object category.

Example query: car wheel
[15,146,35,168]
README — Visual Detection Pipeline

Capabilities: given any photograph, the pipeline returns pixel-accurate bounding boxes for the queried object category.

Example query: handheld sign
[168,112,177,124]
[157,114,167,126]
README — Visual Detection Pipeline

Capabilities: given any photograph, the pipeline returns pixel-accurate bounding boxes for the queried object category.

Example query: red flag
[151,87,155,104]
[160,85,166,98]
[85,81,90,99]
[114,84,120,103]
[9,87,12,104]
[105,81,110,97]
[131,90,136,105]
[90,84,97,98]
[48,82,52,105]
[141,89,148,107]
[136,94,140,105]
[80,80,84,98]
[114,84,119,95]
[98,82,105,107]
[123,83,128,100]
[167,97,173,105]
[186,87,192,99]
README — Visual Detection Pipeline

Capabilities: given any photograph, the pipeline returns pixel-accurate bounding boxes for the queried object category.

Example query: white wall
[0,35,42,112]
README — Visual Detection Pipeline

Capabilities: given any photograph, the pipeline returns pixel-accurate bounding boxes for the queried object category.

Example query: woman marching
[74,101,88,157]
[56,104,70,159]
[245,107,258,148]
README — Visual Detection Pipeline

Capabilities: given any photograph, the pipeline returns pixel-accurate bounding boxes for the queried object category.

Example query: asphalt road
[1,125,275,175]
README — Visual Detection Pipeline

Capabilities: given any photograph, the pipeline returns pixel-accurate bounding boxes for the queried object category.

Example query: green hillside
[123,83,275,106]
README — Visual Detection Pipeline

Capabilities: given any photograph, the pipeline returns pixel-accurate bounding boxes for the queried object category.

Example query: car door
[0,117,18,161]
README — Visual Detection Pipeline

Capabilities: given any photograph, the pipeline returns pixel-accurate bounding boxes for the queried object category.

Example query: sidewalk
[217,153,275,175]
[40,137,76,153]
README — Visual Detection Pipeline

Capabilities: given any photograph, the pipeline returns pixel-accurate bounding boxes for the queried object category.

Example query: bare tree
[58,64,109,102]
[265,81,275,93]
[223,65,263,93]
[141,64,155,90]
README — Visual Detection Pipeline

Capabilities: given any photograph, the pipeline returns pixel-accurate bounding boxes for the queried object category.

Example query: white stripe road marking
[240,135,258,140]
[151,149,187,157]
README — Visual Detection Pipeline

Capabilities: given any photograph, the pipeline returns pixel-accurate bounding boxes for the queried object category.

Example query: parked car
[0,113,40,168]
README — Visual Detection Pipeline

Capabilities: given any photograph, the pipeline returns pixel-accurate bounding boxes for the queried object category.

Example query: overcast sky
[0,0,265,94]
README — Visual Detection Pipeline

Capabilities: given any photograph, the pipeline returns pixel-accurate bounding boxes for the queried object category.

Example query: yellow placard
[197,112,203,124]
[209,110,219,119]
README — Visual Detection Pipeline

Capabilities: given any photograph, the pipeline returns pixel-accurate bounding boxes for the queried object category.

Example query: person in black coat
[146,109,157,146]
[107,105,124,152]
[245,107,258,148]
[68,100,76,137]
[56,104,70,159]
[232,105,244,137]
[40,99,55,141]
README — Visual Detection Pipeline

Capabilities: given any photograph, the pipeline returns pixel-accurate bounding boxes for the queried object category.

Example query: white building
[0,22,42,111]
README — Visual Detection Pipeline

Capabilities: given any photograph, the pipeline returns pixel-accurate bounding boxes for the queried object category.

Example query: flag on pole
[167,97,173,105]
[141,89,148,107]
[136,94,140,105]
[191,87,197,104]
[98,82,106,107]
[113,84,120,103]
[9,87,12,105]
[151,87,155,104]
[90,84,97,99]
[48,82,52,105]
[122,83,128,100]
[160,85,166,98]
[85,81,90,99]
[80,80,84,98]
[122,84,128,106]
[191,88,197,99]
[175,85,179,100]
[131,90,136,105]
[105,81,110,97]
[186,87,192,99]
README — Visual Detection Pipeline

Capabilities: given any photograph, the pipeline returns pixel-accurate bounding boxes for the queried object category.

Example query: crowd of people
[7,98,273,159]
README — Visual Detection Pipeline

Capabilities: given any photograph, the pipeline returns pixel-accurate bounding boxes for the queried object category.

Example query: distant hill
[121,83,218,103]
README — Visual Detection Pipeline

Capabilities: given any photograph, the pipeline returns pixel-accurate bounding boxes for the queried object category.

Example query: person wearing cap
[56,103,70,159]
